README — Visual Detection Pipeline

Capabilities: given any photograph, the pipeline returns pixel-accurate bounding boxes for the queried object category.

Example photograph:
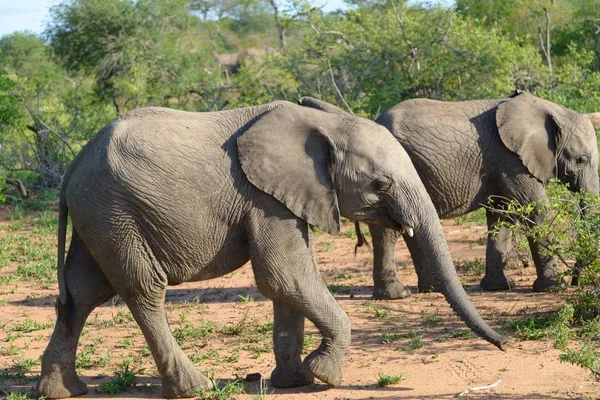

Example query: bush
[490,180,600,380]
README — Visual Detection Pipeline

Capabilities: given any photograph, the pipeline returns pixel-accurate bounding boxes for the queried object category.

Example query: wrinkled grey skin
[366,91,599,299]
[36,100,504,399]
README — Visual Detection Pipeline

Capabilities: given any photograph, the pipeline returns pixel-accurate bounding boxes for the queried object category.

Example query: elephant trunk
[414,209,506,350]
[583,174,599,197]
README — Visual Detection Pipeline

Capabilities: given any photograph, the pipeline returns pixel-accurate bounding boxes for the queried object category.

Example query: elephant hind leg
[37,232,116,399]
[270,302,314,388]
[103,235,212,398]
[480,211,515,291]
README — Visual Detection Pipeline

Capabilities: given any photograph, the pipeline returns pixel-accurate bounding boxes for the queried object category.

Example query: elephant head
[237,97,505,350]
[497,92,599,196]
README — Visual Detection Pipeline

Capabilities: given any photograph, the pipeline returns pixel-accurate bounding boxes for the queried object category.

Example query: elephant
[36,99,504,399]
[346,90,598,299]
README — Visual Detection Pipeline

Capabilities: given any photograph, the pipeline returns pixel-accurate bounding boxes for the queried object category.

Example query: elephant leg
[270,301,314,388]
[480,211,515,291]
[369,224,411,299]
[37,233,116,399]
[527,209,566,292]
[404,232,441,292]
[249,218,350,388]
[106,242,212,398]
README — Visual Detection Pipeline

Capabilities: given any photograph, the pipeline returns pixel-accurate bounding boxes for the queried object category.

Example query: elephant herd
[34,91,598,398]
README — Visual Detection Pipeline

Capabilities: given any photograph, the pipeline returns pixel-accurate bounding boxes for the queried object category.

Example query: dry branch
[4,178,30,198]
[455,379,502,398]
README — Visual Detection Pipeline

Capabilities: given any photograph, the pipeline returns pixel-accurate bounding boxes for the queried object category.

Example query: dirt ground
[1,211,599,399]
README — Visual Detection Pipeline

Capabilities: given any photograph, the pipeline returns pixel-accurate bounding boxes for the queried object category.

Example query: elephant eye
[577,156,588,166]
[374,178,392,192]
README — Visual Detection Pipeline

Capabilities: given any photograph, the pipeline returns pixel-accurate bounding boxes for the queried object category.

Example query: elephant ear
[299,97,348,115]
[237,103,341,235]
[496,92,563,183]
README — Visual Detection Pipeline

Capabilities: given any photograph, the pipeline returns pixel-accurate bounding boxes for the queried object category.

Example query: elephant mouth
[353,204,413,234]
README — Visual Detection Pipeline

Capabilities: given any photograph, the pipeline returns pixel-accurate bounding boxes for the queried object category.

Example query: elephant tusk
[406,227,414,237]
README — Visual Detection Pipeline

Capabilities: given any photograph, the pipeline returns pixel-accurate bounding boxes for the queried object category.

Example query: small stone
[246,372,262,381]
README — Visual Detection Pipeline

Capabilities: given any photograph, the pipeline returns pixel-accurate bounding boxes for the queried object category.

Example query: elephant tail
[57,189,68,305]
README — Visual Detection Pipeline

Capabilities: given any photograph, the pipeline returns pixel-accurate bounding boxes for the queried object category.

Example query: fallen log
[4,178,30,199]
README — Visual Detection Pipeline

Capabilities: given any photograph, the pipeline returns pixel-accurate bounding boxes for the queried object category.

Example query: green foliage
[507,314,553,340]
[196,379,246,400]
[376,372,404,387]
[97,359,139,394]
[0,0,599,193]
[455,258,485,276]
[173,321,214,344]
[494,181,600,380]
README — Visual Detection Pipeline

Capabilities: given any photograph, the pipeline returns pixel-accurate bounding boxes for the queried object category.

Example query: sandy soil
[1,213,599,399]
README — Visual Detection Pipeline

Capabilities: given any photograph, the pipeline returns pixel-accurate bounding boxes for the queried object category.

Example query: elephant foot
[37,364,88,399]
[373,280,411,300]
[533,276,567,292]
[162,367,213,398]
[480,274,514,291]
[303,350,343,386]
[270,363,314,388]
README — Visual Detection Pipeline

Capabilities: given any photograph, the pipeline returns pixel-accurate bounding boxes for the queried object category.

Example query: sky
[0,0,348,37]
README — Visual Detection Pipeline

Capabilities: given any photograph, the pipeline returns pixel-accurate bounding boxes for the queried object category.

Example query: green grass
[401,334,424,351]
[220,313,249,336]
[379,332,404,344]
[455,258,485,276]
[237,293,254,303]
[3,392,30,400]
[10,319,53,333]
[96,359,139,394]
[98,311,134,327]
[507,314,553,340]
[372,307,392,319]
[318,240,335,252]
[376,372,404,387]
[12,358,38,370]
[423,315,442,327]
[327,285,350,295]
[173,321,214,344]
[196,379,246,400]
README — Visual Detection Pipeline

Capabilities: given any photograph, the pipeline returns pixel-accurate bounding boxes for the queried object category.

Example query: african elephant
[359,91,598,299]
[36,100,504,399]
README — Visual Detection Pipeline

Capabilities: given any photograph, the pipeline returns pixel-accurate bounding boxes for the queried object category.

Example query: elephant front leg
[270,302,314,388]
[480,211,515,291]
[249,215,350,387]
[369,224,411,299]
[403,232,442,292]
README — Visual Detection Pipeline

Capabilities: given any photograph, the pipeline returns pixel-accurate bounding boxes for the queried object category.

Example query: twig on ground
[455,379,501,398]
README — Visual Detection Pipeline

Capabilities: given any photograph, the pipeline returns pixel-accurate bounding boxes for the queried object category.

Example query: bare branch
[327,60,353,115]
[265,0,286,47]
[537,8,552,72]
[4,178,30,198]
[389,0,420,75]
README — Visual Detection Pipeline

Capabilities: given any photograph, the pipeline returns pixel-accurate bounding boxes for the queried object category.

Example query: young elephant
[356,91,598,299]
[37,100,504,399]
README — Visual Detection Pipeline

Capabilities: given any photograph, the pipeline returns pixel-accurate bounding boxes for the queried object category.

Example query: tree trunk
[266,0,286,47]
